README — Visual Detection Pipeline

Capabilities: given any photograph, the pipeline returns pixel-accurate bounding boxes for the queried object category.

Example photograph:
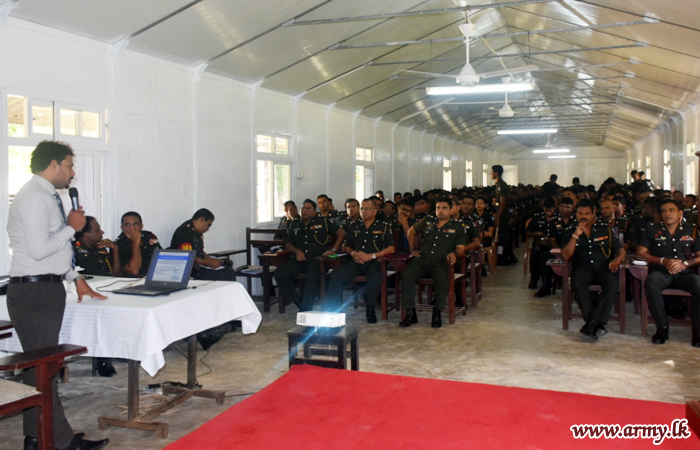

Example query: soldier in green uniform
[317,194,338,220]
[325,199,395,322]
[274,199,345,311]
[73,216,121,377]
[337,198,361,231]
[115,211,162,277]
[561,199,626,341]
[526,197,556,291]
[400,197,467,329]
[492,165,516,265]
[636,199,700,346]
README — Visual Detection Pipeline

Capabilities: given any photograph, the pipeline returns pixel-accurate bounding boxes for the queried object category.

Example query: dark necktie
[54,192,76,269]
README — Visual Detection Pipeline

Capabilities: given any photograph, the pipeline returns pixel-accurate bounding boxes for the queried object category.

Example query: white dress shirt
[7,174,78,281]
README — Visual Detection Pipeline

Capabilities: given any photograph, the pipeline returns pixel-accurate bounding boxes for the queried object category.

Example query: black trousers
[401,259,449,310]
[498,219,515,262]
[274,258,321,311]
[530,245,552,282]
[325,260,381,311]
[571,267,618,325]
[6,282,74,448]
[645,271,700,330]
[193,266,237,281]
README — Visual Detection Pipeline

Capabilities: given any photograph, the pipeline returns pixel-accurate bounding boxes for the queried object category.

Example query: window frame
[254,131,293,226]
[355,146,375,201]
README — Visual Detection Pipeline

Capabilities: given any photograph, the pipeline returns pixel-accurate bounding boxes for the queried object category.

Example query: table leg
[337,339,346,370]
[288,334,297,369]
[350,337,359,371]
[128,360,139,420]
[187,335,197,390]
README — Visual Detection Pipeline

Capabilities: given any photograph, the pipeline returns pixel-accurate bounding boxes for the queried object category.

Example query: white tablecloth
[0,279,262,377]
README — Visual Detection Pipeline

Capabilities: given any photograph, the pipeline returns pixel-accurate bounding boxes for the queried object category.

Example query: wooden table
[287,325,359,371]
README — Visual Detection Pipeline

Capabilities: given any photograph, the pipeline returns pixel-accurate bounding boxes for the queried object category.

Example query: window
[255,133,291,224]
[645,155,651,181]
[443,159,452,190]
[663,149,671,191]
[465,160,473,187]
[686,142,696,196]
[355,147,374,200]
[483,163,489,186]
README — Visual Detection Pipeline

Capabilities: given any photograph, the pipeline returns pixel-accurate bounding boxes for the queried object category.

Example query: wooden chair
[210,227,286,312]
[523,219,532,276]
[0,321,87,450]
[465,249,484,307]
[318,256,398,320]
[485,226,498,274]
[413,256,468,325]
[626,262,697,336]
[558,260,626,333]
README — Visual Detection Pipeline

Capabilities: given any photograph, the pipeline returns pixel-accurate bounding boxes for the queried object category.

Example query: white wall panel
[254,90,294,136]
[431,135,442,191]
[115,54,194,245]
[297,102,331,202]
[1,20,112,104]
[196,75,251,253]
[374,121,393,195]
[408,130,422,190]
[393,127,408,192]
[329,109,354,203]
[512,147,625,187]
[354,116,374,150]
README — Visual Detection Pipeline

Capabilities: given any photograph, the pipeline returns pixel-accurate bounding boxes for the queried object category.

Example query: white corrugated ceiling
[10,0,700,154]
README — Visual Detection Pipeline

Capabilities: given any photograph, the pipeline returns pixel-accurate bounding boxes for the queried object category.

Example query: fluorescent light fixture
[499,128,557,135]
[548,155,576,159]
[426,82,535,96]
[532,149,570,153]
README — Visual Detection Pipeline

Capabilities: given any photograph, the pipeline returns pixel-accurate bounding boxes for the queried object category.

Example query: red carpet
[166,365,697,449]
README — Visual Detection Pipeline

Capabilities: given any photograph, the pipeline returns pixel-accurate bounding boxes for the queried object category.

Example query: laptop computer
[113,249,196,296]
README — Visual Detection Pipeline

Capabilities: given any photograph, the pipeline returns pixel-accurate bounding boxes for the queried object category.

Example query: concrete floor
[2,256,700,449]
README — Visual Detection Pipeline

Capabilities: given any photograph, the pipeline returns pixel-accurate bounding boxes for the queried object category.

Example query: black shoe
[399,309,417,327]
[579,321,598,341]
[366,308,377,324]
[528,280,538,289]
[594,323,608,339]
[59,435,110,450]
[431,309,442,328]
[293,297,303,310]
[95,358,116,377]
[652,325,669,345]
[534,288,550,298]
[692,331,700,348]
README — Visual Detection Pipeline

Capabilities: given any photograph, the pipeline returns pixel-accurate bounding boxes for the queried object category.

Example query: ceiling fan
[405,23,538,86]
[499,77,515,118]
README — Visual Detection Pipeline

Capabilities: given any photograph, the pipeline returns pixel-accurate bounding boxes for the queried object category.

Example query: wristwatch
[683,261,689,267]
[372,253,377,260]
[74,274,85,284]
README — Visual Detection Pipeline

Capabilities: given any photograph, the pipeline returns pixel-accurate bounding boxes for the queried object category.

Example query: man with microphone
[561,199,625,341]
[6,141,109,450]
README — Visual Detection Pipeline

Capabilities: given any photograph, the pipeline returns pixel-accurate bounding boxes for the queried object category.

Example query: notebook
[112,249,196,296]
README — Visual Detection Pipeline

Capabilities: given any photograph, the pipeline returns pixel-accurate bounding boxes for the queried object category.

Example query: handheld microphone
[68,187,80,211]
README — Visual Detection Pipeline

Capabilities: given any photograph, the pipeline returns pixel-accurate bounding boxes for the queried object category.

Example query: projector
[296,311,346,328]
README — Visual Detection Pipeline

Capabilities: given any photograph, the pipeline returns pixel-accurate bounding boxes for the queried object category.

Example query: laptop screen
[146,249,196,287]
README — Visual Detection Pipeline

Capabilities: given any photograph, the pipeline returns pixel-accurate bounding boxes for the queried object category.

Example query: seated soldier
[279,200,299,233]
[337,198,361,231]
[317,194,338,220]
[325,199,395,323]
[636,199,700,346]
[400,197,467,329]
[561,199,626,341]
[395,198,415,253]
[274,199,345,311]
[526,198,556,292]
[170,208,236,281]
[475,196,495,247]
[74,216,122,377]
[115,211,162,277]
[383,200,397,222]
